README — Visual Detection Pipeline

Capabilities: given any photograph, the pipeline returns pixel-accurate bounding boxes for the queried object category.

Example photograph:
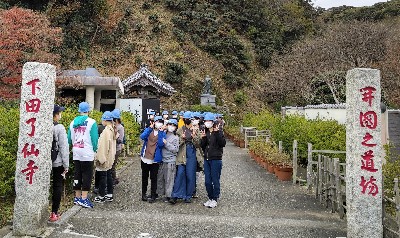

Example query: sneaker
[49,212,59,222]
[148,198,155,203]
[94,196,105,203]
[192,194,198,198]
[208,200,217,208]
[105,195,113,202]
[141,194,148,201]
[203,199,212,207]
[163,197,170,203]
[73,197,81,205]
[79,198,94,208]
[169,198,177,205]
[184,198,192,203]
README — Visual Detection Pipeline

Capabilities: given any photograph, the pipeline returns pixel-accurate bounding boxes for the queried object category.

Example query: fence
[242,127,270,148]
[291,140,400,237]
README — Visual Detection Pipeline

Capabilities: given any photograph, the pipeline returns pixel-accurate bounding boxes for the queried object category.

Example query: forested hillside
[1,0,400,114]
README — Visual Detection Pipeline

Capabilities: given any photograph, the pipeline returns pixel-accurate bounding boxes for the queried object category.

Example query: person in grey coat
[157,119,179,202]
[49,105,70,222]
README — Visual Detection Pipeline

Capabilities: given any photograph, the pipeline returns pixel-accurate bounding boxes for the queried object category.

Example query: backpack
[51,122,59,162]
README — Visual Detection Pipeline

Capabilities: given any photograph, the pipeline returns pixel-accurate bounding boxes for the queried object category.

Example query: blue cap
[78,102,90,113]
[179,111,184,116]
[53,105,65,114]
[204,113,216,121]
[111,109,121,119]
[154,116,163,121]
[101,111,113,121]
[148,110,155,115]
[168,119,178,125]
[162,110,169,115]
[193,111,201,118]
[172,111,178,115]
[183,111,192,119]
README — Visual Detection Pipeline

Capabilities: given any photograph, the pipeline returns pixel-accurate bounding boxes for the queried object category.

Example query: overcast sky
[311,0,388,9]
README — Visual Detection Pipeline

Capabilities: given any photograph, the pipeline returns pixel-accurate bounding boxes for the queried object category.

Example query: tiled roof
[123,64,176,96]
[305,103,346,109]
[283,104,346,110]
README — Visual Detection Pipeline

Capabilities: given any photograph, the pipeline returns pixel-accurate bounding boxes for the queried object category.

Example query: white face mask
[172,115,178,119]
[149,115,154,120]
[163,115,168,119]
[205,121,213,129]
[192,120,199,126]
[155,122,163,129]
[167,125,176,132]
[59,112,62,120]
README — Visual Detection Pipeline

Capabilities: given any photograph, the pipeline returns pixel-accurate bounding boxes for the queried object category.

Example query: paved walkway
[49,140,347,238]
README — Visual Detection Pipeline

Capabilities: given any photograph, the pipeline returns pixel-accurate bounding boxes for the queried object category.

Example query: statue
[202,75,212,95]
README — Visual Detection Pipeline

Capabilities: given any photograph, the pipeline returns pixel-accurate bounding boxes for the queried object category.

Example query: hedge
[0,105,140,198]
[242,110,346,164]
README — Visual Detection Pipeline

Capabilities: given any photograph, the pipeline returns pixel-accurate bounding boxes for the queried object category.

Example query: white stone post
[13,62,55,236]
[346,68,382,238]
[86,86,95,111]
[94,90,101,111]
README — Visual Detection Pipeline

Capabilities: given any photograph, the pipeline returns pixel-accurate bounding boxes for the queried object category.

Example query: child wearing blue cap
[170,111,201,204]
[67,102,99,208]
[140,116,166,203]
[94,111,116,203]
[111,109,124,185]
[200,113,226,208]
[156,119,179,202]
[49,105,69,222]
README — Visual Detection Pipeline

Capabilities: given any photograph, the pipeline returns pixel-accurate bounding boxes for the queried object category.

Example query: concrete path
[49,140,347,238]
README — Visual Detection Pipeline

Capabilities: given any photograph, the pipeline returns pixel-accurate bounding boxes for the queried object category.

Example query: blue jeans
[204,159,222,201]
[172,144,197,200]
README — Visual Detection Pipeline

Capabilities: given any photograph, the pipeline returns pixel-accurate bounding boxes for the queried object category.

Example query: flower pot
[260,160,267,168]
[273,166,280,176]
[263,161,269,170]
[275,167,293,181]
[267,163,275,174]
[249,151,255,159]
[239,140,245,148]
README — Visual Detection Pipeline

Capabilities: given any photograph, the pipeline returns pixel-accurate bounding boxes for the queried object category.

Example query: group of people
[140,110,226,208]
[50,102,125,222]
[49,102,226,222]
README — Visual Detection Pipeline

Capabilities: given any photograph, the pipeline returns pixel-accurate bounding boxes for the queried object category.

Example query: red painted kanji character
[25,98,41,113]
[361,132,376,147]
[21,160,38,184]
[21,143,39,158]
[360,176,379,196]
[26,79,40,96]
[26,118,36,137]
[361,150,378,172]
[360,111,377,129]
[360,86,376,107]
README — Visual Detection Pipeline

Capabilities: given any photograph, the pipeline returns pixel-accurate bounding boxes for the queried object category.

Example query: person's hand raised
[150,121,154,128]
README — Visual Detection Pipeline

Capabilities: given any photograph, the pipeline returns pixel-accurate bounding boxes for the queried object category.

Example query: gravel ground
[48,140,347,238]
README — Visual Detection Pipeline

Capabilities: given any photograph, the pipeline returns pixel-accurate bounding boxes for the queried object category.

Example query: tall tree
[0,7,62,99]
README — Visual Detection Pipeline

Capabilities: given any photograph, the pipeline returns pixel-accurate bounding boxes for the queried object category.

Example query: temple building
[57,67,124,111]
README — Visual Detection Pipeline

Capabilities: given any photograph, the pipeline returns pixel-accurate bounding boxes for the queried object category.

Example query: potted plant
[273,152,293,181]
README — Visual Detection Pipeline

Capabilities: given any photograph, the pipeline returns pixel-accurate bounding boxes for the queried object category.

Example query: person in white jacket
[49,105,69,222]
[67,102,98,208]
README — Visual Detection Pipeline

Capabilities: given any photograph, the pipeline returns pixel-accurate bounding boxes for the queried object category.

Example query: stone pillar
[94,90,101,111]
[346,68,383,238]
[13,62,55,236]
[86,86,95,111]
[115,91,120,109]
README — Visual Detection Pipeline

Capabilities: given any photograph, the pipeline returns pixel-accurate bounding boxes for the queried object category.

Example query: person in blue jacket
[140,116,166,203]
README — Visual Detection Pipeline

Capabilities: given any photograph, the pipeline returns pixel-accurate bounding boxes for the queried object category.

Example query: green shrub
[190,104,216,112]
[243,111,346,164]
[164,62,187,84]
[234,90,247,105]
